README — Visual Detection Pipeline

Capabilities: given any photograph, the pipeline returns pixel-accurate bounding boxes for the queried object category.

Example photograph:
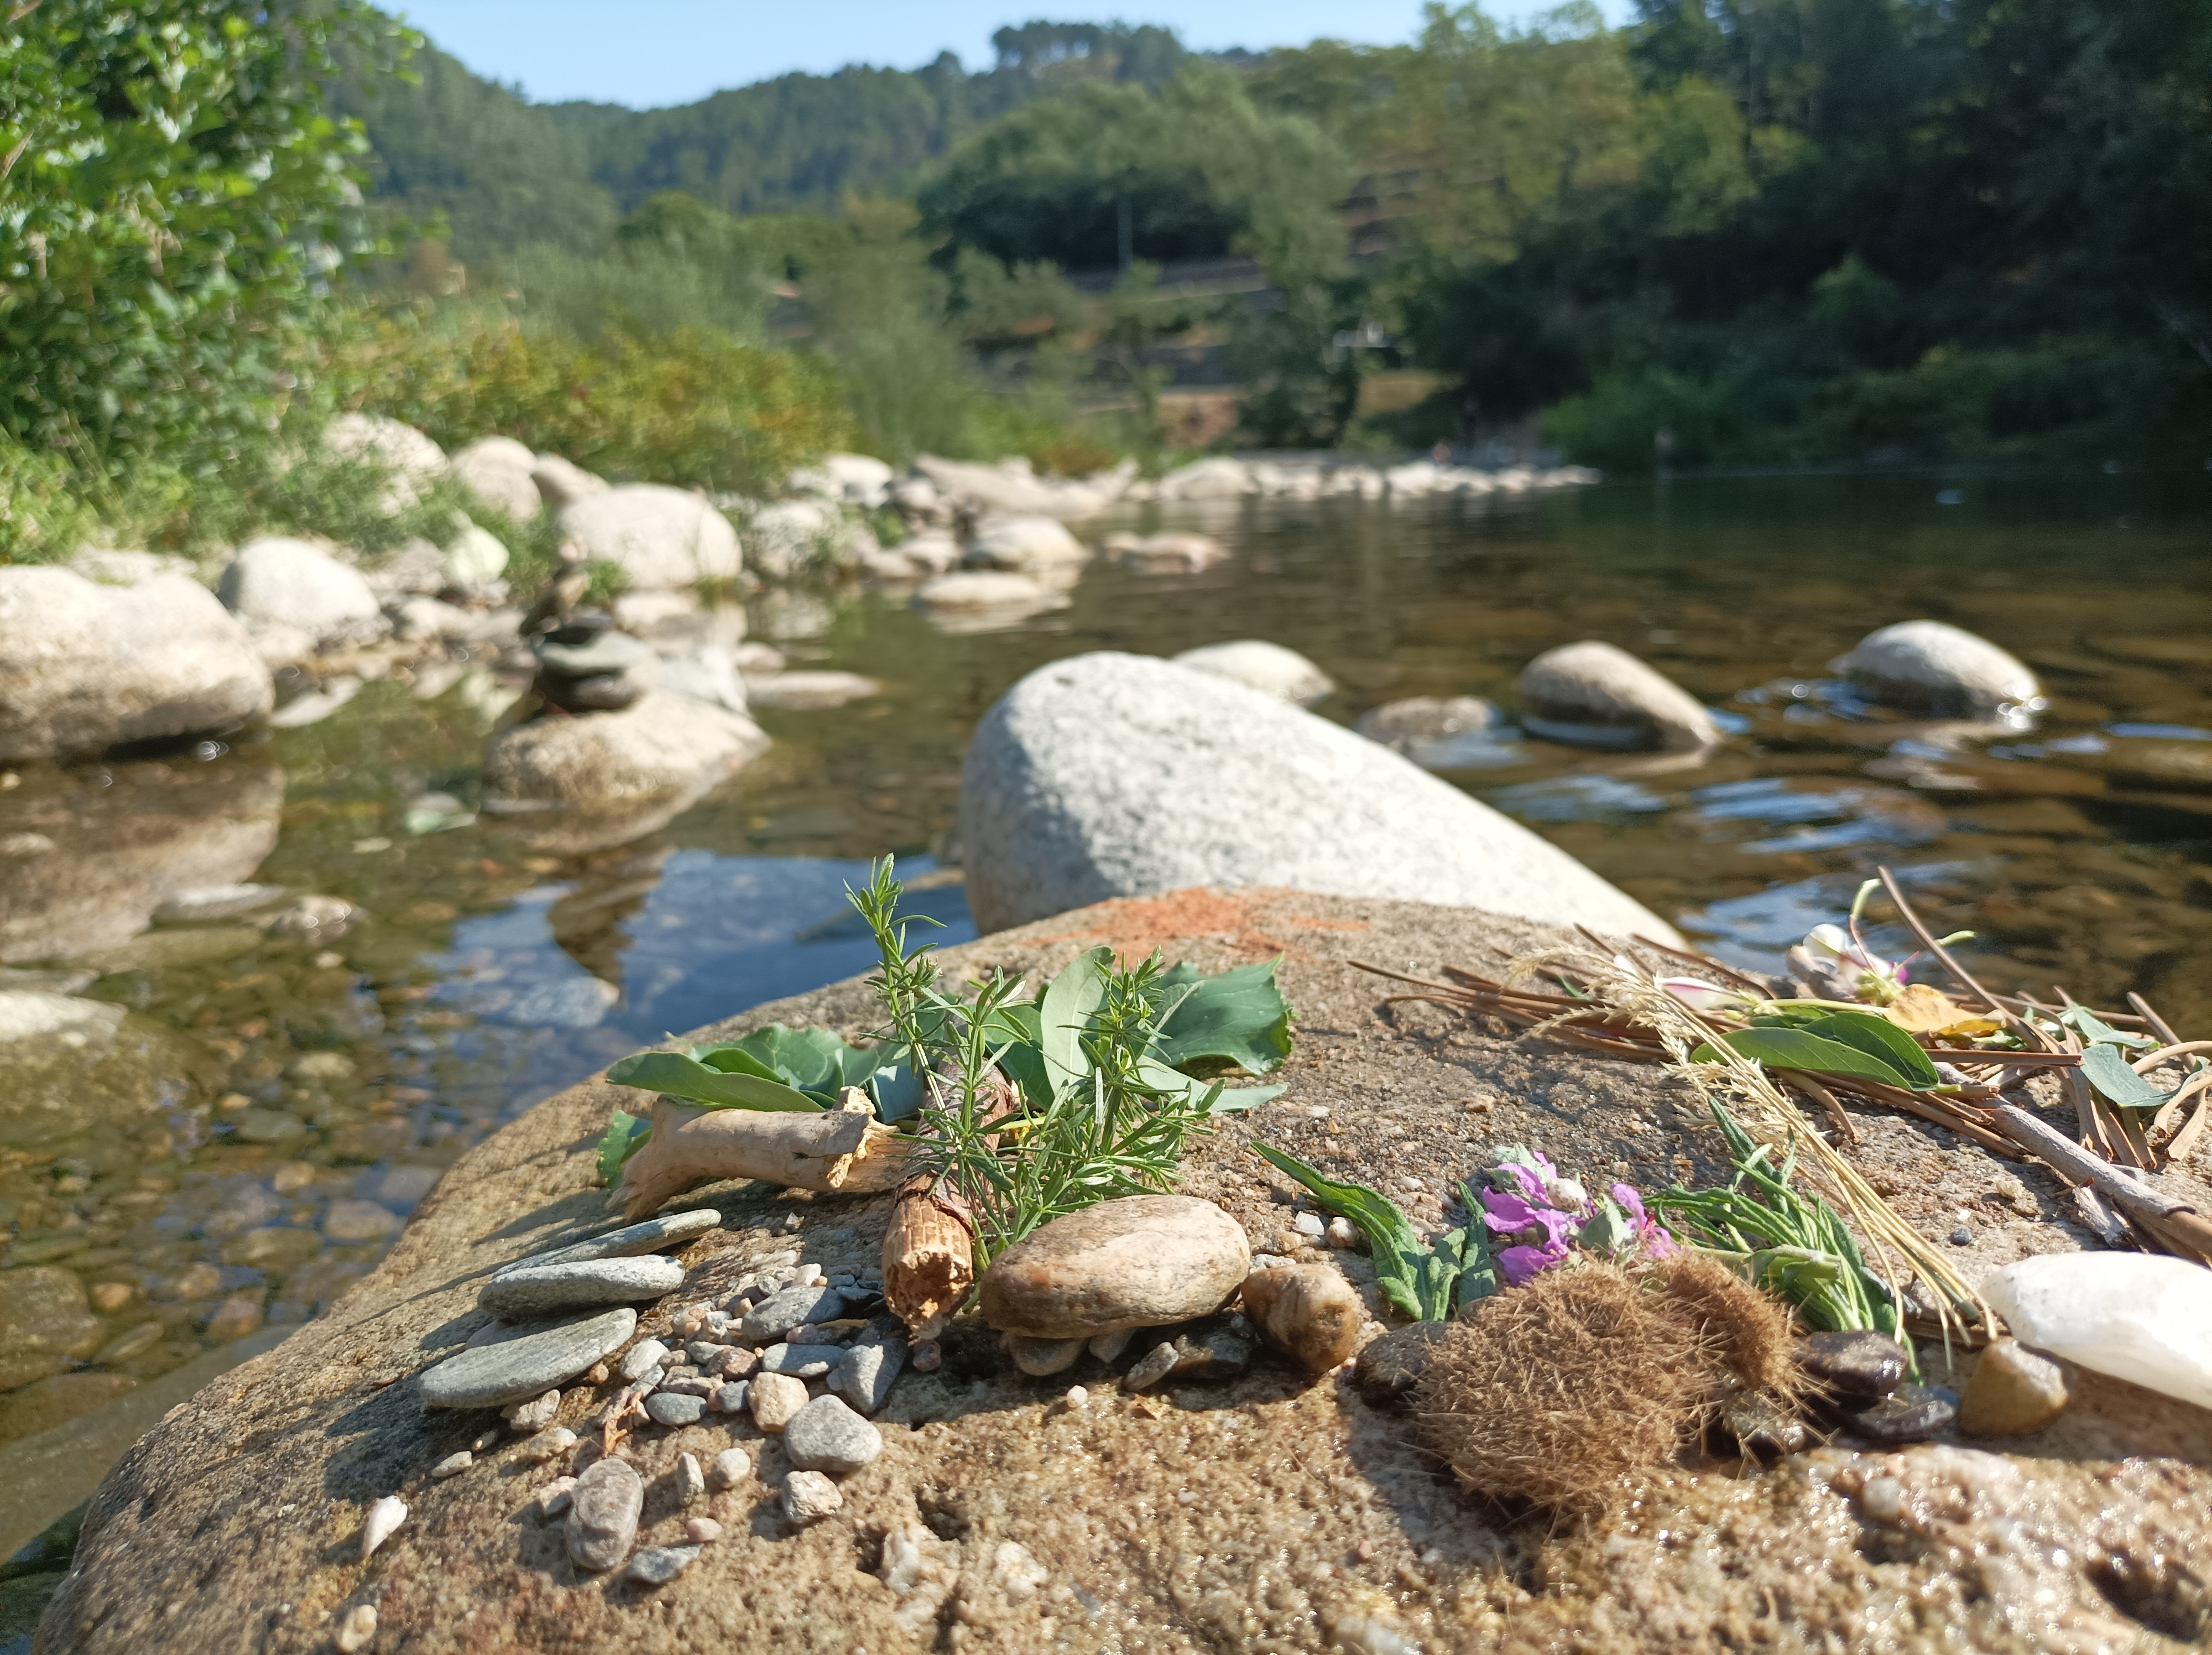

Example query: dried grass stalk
[881,1172,977,1341]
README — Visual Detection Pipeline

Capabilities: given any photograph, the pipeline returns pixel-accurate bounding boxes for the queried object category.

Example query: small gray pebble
[831,1339,906,1417]
[618,1339,670,1382]
[758,1342,843,1378]
[1950,1226,1973,1245]
[478,1256,685,1320]
[430,1450,472,1479]
[711,1380,750,1414]
[625,1544,701,1586]
[645,1391,705,1427]
[686,1341,731,1367]
[783,1394,884,1475]
[1011,1335,1084,1377]
[1123,1341,1179,1392]
[566,1458,643,1573]
[658,1372,717,1399]
[740,1285,845,1344]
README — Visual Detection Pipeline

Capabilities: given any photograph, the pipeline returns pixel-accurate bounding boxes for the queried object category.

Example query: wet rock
[1172,640,1333,706]
[966,513,1088,572]
[495,1209,721,1277]
[644,1391,705,1427]
[217,538,387,645]
[1009,1335,1084,1377]
[740,1285,846,1344]
[565,1457,643,1573]
[742,670,879,710]
[0,1267,106,1389]
[1719,1393,1811,1458]
[749,1372,808,1433]
[263,894,363,941]
[1837,620,2040,716]
[1796,1330,1909,1400]
[1354,696,1507,769]
[978,1194,1250,1340]
[783,1394,884,1474]
[1981,1252,2212,1410]
[476,1255,686,1319]
[0,568,273,762]
[1121,1341,1180,1391]
[451,436,543,522]
[958,652,1678,939]
[1240,1264,1363,1375]
[1352,1321,1452,1408]
[782,1469,843,1524]
[322,414,447,512]
[1958,1339,2070,1437]
[556,486,742,590]
[1841,1383,1958,1444]
[831,1339,906,1415]
[1517,640,1718,753]
[626,1544,700,1586]
[418,1307,638,1408]
[325,1199,402,1242]
[1102,531,1224,571]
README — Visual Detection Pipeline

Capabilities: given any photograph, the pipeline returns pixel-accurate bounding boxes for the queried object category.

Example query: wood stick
[1812,1075,2020,1158]
[1991,1106,2212,1263]
[880,1172,976,1342]
[614,1090,909,1220]
[2128,992,2183,1046]
[1786,1075,1860,1146]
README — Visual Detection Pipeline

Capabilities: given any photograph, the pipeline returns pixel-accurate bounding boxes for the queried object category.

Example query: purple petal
[1480,1188,1543,1231]
[1610,1183,1649,1228]
[1497,1245,1565,1287]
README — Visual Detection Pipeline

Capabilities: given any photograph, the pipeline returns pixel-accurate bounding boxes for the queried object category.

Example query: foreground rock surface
[959,651,1679,940]
[43,891,2212,1653]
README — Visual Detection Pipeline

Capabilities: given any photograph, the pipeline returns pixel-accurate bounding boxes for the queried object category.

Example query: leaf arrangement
[1249,1143,1496,1322]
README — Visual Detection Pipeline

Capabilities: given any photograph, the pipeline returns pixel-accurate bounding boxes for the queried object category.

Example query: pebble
[470,1429,499,1453]
[1797,1329,1909,1400]
[1062,1385,1088,1410]
[359,1495,407,1561]
[1010,1334,1084,1377]
[784,1395,885,1475]
[750,1372,808,1432]
[1720,1393,1811,1458]
[657,1371,717,1399]
[493,1209,721,1276]
[566,1458,644,1573]
[419,1307,638,1409]
[1352,1321,1453,1408]
[794,1263,825,1287]
[711,1380,750,1414]
[991,1539,1051,1602]
[687,1340,732,1367]
[1168,1326,1252,1382]
[522,1426,578,1464]
[1326,1217,1359,1249]
[335,1604,378,1653]
[831,1338,907,1415]
[538,1476,577,1518]
[625,1544,701,1587]
[618,1338,670,1382]
[1123,1341,1180,1392]
[978,1195,1250,1339]
[478,1256,686,1320]
[740,1286,846,1345]
[685,1517,723,1544]
[708,1448,751,1490]
[430,1451,472,1479]
[1859,1474,1908,1526]
[1958,1339,2071,1436]
[1843,1382,1959,1444]
[674,1452,706,1505]
[911,1340,942,1373]
[1291,1211,1326,1239]
[759,1341,844,1378]
[645,1391,705,1427]
[1240,1264,1363,1375]
[784,1470,844,1524]
[1086,1329,1133,1363]
[503,1389,561,1434]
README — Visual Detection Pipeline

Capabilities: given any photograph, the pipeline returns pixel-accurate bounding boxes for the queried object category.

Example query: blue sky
[392,2,1629,109]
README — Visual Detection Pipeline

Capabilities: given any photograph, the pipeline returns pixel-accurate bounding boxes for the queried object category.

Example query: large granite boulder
[0,568,273,761]
[216,538,387,646]
[450,436,543,523]
[958,652,1677,940]
[1516,640,1719,753]
[557,487,742,590]
[744,500,843,581]
[40,890,2206,1654]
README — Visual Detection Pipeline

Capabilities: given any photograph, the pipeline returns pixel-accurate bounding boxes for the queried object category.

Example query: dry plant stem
[2134,1041,2212,1072]
[2128,992,2183,1046]
[1991,1106,2212,1265]
[881,1171,977,1342]
[1875,867,2044,1045]
[614,1092,909,1220]
[1786,1076,1860,1146]
[2169,1093,2212,1169]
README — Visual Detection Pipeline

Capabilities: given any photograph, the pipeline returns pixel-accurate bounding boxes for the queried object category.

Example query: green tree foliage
[0,0,409,466]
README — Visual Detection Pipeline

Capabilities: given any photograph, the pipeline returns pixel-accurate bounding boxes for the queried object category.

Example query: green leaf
[604,1049,824,1112]
[2059,1006,2156,1050]
[712,1024,868,1095]
[1039,946,1113,1098]
[1252,1143,1458,1320]
[2081,1043,2172,1111]
[1206,1084,1287,1114]
[1693,1026,1921,1089]
[596,1110,651,1187]
[1152,959,1294,1076]
[1801,1011,1941,1089]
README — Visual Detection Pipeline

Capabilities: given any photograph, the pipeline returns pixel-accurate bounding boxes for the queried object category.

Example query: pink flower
[1497,1243,1567,1286]
[1611,1182,1680,1261]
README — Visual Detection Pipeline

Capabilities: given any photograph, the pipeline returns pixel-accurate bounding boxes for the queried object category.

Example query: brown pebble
[685,1517,723,1543]
[1239,1263,1362,1375]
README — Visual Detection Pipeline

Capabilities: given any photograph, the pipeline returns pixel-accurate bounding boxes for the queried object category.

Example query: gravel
[782,1395,884,1475]
[644,1391,705,1427]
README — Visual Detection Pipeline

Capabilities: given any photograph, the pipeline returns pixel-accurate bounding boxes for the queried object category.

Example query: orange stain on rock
[1034,888,1369,965]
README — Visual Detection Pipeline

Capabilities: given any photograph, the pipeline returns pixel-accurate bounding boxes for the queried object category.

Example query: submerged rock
[1171,640,1333,705]
[1836,620,2041,716]
[1354,695,1507,769]
[556,486,742,590]
[911,570,1064,629]
[978,1194,1249,1340]
[1517,641,1718,752]
[957,652,1679,939]
[0,1267,107,1389]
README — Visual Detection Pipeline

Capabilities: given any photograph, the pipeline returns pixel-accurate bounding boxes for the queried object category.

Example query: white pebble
[1860,1475,1907,1526]
[1326,1217,1359,1248]
[1062,1386,1088,1411]
[469,1429,499,1453]
[521,1426,577,1464]
[502,1389,561,1434]
[619,1339,670,1382]
[335,1603,378,1653]
[794,1262,825,1287]
[1292,1211,1326,1238]
[784,1469,843,1524]
[685,1516,723,1543]
[430,1450,472,1479]
[359,1496,408,1561]
[675,1452,706,1505]
[709,1447,751,1490]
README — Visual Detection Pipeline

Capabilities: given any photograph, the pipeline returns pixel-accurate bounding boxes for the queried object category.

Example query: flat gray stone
[565,1458,643,1573]
[644,1391,705,1427]
[739,1286,845,1344]
[831,1339,907,1416]
[1517,640,1718,753]
[492,1209,721,1277]
[478,1256,686,1319]
[625,1544,701,1586]
[618,1339,669,1382]
[783,1395,884,1475]
[711,1380,749,1414]
[758,1342,844,1378]
[419,1308,637,1408]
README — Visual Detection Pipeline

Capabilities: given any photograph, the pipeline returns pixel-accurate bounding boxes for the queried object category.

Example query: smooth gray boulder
[419,1307,638,1408]
[450,436,541,522]
[217,538,386,644]
[556,486,741,589]
[1355,695,1512,770]
[1835,620,2041,716]
[958,652,1679,941]
[964,513,1087,571]
[1172,641,1333,705]
[0,568,274,761]
[1516,641,1719,752]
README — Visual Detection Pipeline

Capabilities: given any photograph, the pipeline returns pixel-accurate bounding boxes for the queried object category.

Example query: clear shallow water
[0,468,2206,1542]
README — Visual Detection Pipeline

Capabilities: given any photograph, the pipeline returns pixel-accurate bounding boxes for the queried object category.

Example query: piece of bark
[615,1089,908,1220]
[881,1173,975,1341]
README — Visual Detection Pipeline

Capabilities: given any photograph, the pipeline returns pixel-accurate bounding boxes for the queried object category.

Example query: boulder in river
[745,499,845,581]
[910,455,1129,519]
[965,513,1088,572]
[1354,695,1509,769]
[450,436,542,522]
[978,1194,1250,1339]
[1172,640,1333,705]
[786,452,894,508]
[0,568,273,761]
[1835,620,2042,717]
[911,570,1067,633]
[556,486,742,589]
[217,538,387,646]
[1517,640,1719,752]
[1154,457,1255,499]
[1102,531,1225,571]
[957,651,1679,939]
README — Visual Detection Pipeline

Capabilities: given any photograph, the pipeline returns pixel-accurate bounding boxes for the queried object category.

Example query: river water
[0,469,2206,1563]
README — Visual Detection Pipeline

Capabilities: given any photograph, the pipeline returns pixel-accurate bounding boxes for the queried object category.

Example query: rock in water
[1516,641,1718,753]
[782,1395,884,1474]
[556,486,742,589]
[1172,641,1333,705]
[217,538,387,645]
[0,569,273,761]
[965,514,1088,571]
[1240,1264,1364,1374]
[1958,1339,2070,1437]
[978,1195,1249,1340]
[476,1256,686,1319]
[0,1267,106,1389]
[565,1458,643,1573]
[1102,532,1224,571]
[1354,696,1509,769]
[957,652,1677,940]
[494,1209,721,1277]
[1981,1253,2212,1409]
[1836,620,2041,717]
[419,1307,638,1408]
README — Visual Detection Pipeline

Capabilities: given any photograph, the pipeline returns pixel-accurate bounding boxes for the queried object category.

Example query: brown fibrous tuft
[1652,1251,1807,1405]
